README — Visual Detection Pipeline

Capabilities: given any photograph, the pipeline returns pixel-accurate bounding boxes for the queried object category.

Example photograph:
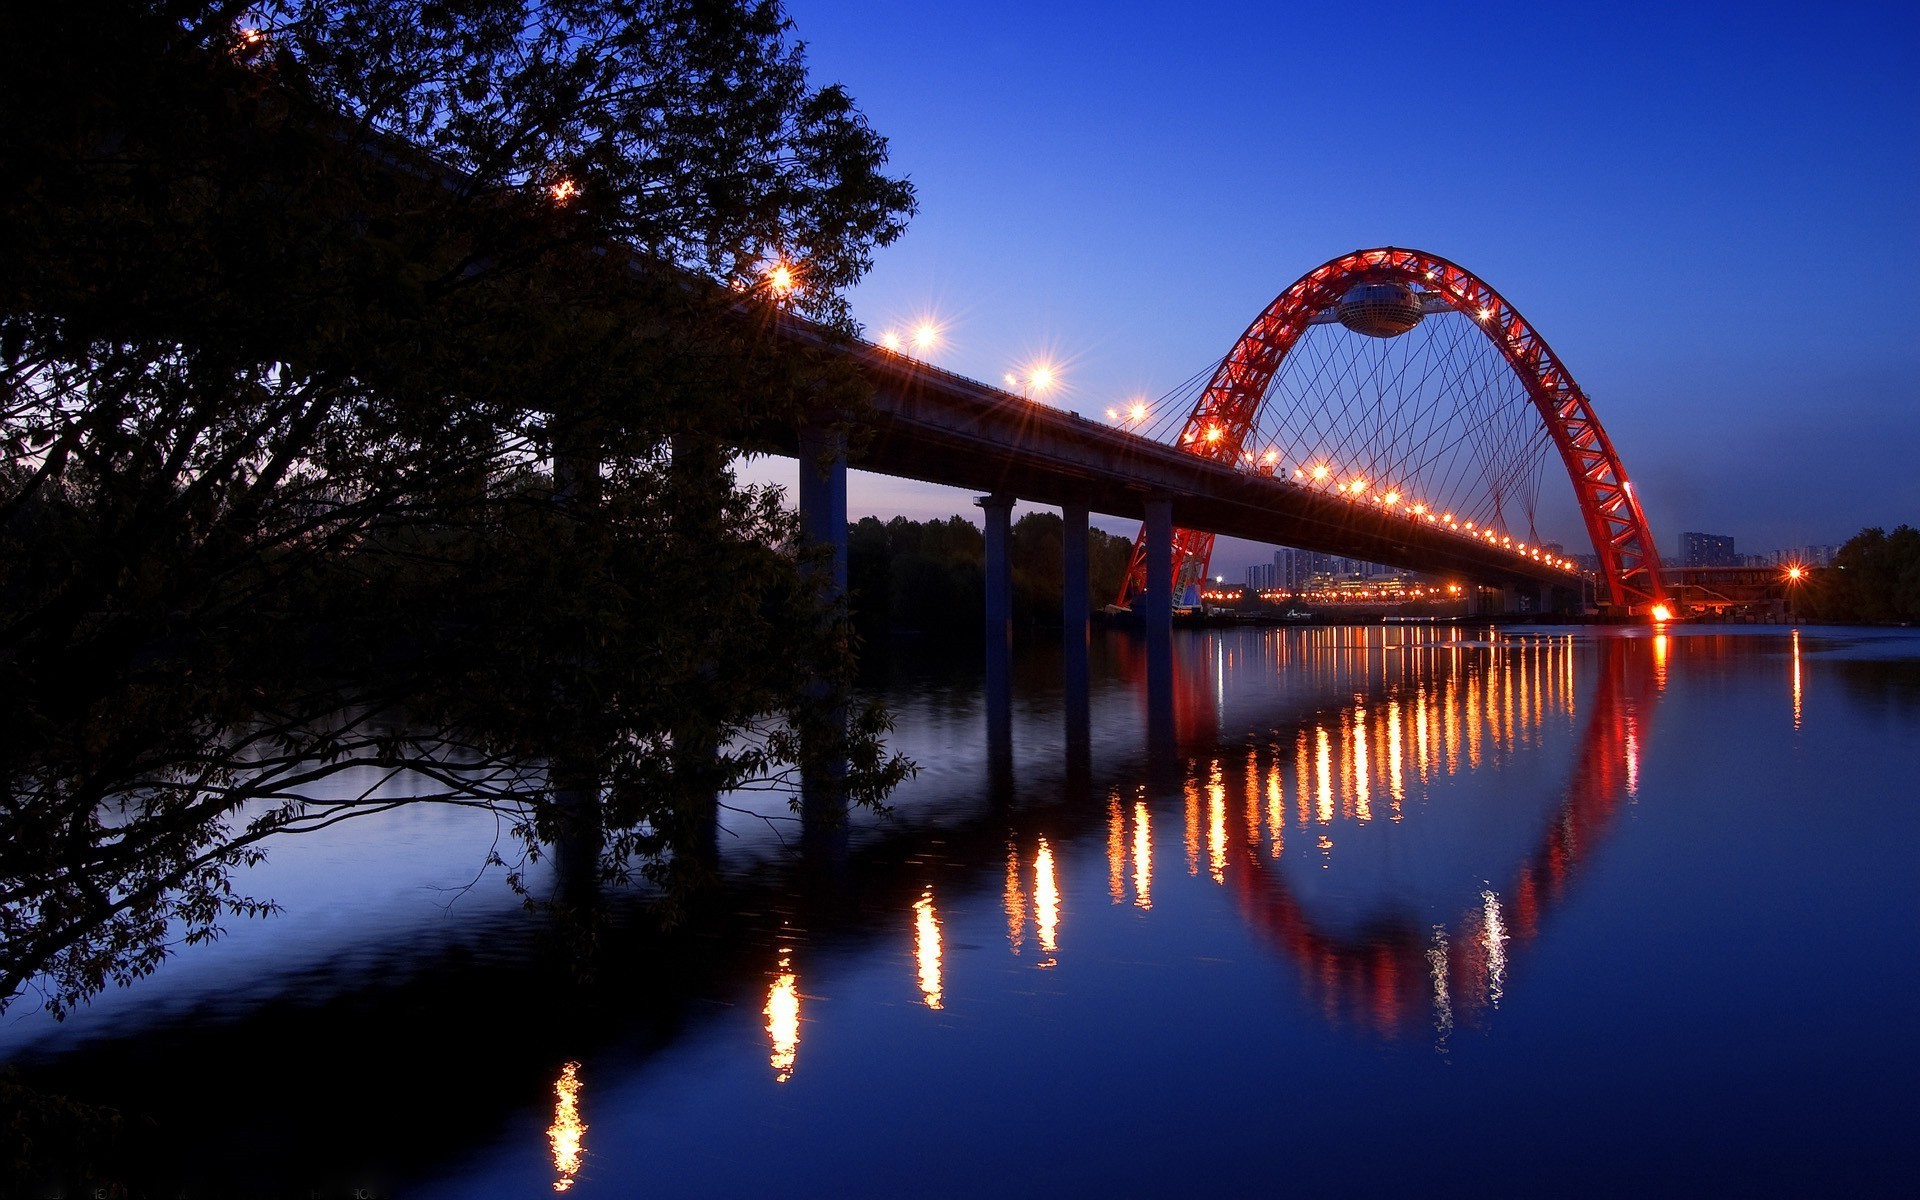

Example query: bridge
[306,111,1670,636]
[773,246,1670,654]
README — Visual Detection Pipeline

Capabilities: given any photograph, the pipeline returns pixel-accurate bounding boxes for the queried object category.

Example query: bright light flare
[913,322,939,351]
[1651,604,1673,623]
[1311,464,1331,481]
[1129,401,1148,422]
[549,177,579,205]
[767,261,797,295]
[881,330,902,351]
[1030,364,1055,393]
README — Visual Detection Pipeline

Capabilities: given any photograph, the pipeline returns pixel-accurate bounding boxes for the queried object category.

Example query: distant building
[1682,531,1737,568]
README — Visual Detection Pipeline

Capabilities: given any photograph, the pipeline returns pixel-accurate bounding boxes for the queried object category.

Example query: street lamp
[1005,361,1058,401]
[880,320,941,357]
[1783,563,1806,623]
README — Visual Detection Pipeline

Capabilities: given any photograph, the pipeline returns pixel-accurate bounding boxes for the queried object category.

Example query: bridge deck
[785,337,1581,592]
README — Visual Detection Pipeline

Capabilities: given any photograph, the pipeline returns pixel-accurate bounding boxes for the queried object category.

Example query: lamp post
[1004,362,1057,402]
[1784,563,1806,624]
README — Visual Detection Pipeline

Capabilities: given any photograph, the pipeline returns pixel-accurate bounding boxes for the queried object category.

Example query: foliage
[846,511,1135,633]
[1800,525,1920,624]
[0,0,915,1017]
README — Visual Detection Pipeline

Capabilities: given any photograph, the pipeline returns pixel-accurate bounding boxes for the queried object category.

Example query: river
[6,624,1918,1197]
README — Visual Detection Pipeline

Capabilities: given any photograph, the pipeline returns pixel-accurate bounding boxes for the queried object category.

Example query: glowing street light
[879,319,942,358]
[766,260,799,297]
[1007,361,1057,400]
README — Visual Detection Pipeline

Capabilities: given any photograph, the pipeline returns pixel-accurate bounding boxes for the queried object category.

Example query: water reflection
[1082,625,1651,1036]
[13,625,1917,1197]
[1792,629,1803,729]
[765,947,799,1083]
[913,889,944,1010]
[547,1060,586,1192]
[1132,800,1153,909]
[1034,837,1060,968]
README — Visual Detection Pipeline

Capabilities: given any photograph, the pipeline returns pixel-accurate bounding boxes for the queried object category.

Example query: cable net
[1125,309,1555,543]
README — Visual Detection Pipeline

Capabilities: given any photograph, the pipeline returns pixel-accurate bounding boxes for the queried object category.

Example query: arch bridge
[788,247,1668,632]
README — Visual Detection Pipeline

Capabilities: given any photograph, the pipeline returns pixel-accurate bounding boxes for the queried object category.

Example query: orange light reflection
[548,1061,586,1192]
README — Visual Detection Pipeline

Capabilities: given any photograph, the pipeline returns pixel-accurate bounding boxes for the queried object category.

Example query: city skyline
[749,0,1919,579]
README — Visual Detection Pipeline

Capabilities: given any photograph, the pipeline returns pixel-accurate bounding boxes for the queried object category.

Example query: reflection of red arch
[1122,248,1666,612]
[1224,635,1656,1035]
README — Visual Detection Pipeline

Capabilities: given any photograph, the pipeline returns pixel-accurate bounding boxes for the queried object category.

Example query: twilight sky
[750,0,1918,576]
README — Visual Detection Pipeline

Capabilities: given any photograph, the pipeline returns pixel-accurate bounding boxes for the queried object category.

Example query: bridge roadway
[777,326,1582,601]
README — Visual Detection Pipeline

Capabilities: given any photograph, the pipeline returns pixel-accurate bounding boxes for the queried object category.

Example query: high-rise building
[1682,531,1736,567]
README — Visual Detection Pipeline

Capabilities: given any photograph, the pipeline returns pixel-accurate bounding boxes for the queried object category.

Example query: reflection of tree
[0,1,916,1019]
[1223,636,1658,1037]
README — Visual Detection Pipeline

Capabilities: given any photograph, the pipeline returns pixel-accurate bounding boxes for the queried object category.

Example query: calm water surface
[8,625,1919,1197]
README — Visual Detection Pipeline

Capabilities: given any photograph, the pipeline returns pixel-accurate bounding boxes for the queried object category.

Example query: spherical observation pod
[1335,281,1424,338]
[1119,247,1667,615]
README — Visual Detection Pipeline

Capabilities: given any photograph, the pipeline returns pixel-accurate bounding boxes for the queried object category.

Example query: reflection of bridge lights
[1133,801,1153,909]
[1004,844,1026,953]
[1315,726,1334,824]
[1208,777,1228,883]
[765,948,800,1082]
[1034,837,1060,965]
[1352,706,1372,822]
[548,1061,586,1192]
[1791,629,1803,729]
[1428,929,1454,1043]
[913,889,944,1010]
[1482,890,1509,1007]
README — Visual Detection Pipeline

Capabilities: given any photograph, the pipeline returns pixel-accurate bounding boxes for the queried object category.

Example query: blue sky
[750,0,1919,575]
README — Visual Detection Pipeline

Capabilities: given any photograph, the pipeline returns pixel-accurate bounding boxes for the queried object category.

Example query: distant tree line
[846,512,1135,634]
[1800,526,1920,623]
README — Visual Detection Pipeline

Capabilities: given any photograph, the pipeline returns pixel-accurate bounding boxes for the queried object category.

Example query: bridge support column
[1143,497,1174,635]
[977,493,1015,648]
[1062,503,1090,654]
[1143,497,1174,721]
[977,494,1015,780]
[1061,502,1090,784]
[797,424,849,601]
[798,423,849,858]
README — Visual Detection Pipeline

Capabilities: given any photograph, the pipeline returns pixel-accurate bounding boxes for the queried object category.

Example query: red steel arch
[1121,247,1666,612]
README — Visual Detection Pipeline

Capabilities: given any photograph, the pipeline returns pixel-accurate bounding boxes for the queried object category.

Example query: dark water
[8,625,1919,1197]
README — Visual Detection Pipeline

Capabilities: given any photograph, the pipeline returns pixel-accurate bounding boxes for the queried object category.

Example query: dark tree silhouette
[0,0,915,1019]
